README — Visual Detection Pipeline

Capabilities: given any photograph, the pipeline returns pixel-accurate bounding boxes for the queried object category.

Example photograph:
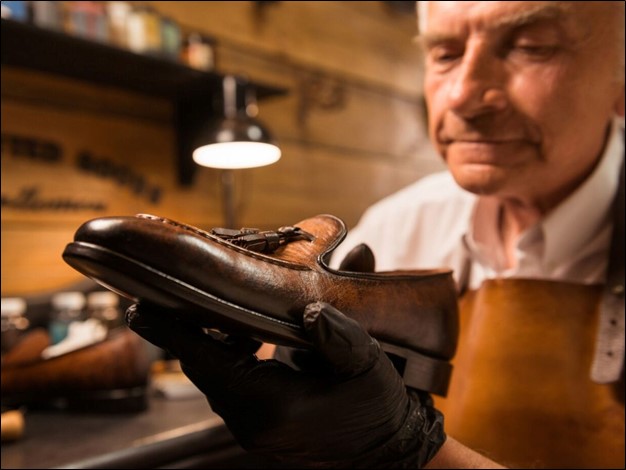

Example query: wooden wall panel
[2,93,218,294]
[227,140,444,229]
[150,1,425,96]
[1,68,172,122]
[1,1,445,296]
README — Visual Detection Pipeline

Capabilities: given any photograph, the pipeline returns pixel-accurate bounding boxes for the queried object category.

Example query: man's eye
[512,44,558,60]
[429,48,462,64]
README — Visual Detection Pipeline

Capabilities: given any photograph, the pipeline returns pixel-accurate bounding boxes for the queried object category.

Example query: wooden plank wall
[1,1,444,295]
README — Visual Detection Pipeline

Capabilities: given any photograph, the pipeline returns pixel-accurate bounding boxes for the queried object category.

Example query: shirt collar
[542,119,624,270]
[465,197,506,271]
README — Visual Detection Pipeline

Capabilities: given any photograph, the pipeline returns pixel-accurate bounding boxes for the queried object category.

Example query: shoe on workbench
[1,326,151,412]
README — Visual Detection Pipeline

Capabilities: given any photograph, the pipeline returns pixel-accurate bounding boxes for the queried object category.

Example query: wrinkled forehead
[418,1,586,35]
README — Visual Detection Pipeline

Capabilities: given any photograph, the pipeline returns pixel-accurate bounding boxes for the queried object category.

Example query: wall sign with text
[1,132,164,212]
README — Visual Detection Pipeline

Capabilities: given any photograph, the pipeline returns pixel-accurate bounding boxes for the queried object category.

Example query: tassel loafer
[62,213,459,396]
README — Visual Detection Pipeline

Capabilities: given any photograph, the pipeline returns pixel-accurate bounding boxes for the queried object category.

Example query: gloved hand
[274,242,376,370]
[126,300,446,468]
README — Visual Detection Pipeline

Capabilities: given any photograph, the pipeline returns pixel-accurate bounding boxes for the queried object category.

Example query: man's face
[422,1,624,210]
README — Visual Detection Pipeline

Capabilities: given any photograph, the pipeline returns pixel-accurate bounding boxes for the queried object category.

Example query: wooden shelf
[1,18,288,185]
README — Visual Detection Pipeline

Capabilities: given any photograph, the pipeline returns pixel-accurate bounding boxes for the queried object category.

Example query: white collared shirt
[331,120,624,291]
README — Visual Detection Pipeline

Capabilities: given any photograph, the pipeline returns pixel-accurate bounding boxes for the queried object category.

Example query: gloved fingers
[272,345,329,374]
[125,303,260,381]
[303,301,380,378]
[272,345,304,368]
[204,329,264,356]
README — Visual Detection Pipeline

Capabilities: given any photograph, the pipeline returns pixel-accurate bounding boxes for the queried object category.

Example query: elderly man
[127,2,624,468]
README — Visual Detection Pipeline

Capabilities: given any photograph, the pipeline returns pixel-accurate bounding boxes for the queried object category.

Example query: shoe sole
[64,241,310,347]
[63,241,452,396]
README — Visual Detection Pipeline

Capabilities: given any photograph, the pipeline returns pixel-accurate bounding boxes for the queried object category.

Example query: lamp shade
[192,75,281,169]
[192,116,281,169]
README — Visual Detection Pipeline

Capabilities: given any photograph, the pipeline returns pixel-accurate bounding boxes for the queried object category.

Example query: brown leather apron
[434,279,624,468]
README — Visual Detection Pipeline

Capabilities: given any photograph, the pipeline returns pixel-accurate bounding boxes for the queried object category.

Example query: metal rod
[223,75,237,119]
[221,169,236,228]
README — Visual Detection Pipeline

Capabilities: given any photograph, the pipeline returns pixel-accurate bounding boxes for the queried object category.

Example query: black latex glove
[126,300,445,468]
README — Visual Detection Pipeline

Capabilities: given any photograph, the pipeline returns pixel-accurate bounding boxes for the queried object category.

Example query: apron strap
[591,142,625,383]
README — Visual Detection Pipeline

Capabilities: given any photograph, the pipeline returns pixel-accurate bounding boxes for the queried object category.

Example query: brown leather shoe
[1,327,151,412]
[62,214,458,395]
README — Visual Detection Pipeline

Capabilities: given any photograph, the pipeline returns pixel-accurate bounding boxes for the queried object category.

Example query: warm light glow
[192,142,282,169]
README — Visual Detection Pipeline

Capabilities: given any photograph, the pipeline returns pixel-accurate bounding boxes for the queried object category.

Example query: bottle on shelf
[105,0,132,48]
[180,32,215,71]
[1,1,31,22]
[31,1,64,32]
[66,1,108,43]
[49,291,86,345]
[160,15,181,61]
[126,4,161,55]
[86,291,122,330]
[1,297,29,354]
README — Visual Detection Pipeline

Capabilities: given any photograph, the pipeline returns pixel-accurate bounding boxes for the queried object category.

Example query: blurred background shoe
[1,326,152,413]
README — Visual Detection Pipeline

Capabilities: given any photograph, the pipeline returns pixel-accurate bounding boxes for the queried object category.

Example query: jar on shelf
[49,291,86,345]
[66,1,108,43]
[180,32,215,71]
[105,0,132,48]
[1,297,29,353]
[31,1,64,31]
[160,15,181,61]
[126,4,161,55]
[1,1,31,22]
[86,291,122,330]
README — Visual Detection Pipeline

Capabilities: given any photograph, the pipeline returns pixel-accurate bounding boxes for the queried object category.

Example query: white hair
[417,1,428,34]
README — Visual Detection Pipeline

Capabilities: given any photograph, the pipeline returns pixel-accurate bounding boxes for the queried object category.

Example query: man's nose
[447,45,508,118]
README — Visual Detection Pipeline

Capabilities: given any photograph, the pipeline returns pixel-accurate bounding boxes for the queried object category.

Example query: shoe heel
[379,341,452,397]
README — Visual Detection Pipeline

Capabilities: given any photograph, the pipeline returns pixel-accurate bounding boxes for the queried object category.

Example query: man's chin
[449,166,507,196]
